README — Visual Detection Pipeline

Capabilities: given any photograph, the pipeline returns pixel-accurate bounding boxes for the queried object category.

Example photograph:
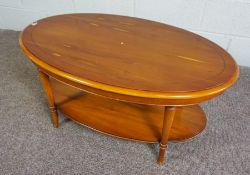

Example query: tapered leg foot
[157,143,168,165]
[50,107,59,128]
[157,106,176,165]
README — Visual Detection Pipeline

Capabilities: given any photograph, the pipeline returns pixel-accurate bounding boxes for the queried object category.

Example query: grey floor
[0,29,249,175]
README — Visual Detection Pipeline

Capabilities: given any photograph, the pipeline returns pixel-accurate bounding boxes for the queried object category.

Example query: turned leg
[38,70,59,128]
[157,106,176,165]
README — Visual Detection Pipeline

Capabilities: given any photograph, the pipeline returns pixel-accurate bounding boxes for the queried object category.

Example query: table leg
[38,70,59,128]
[157,106,176,165]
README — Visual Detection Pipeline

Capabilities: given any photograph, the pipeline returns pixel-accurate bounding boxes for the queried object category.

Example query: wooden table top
[20,14,238,102]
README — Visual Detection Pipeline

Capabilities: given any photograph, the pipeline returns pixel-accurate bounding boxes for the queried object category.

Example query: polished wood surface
[20,14,239,105]
[158,107,176,164]
[19,14,239,165]
[50,78,207,143]
[38,71,58,128]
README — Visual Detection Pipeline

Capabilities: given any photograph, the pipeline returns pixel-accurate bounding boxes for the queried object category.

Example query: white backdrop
[0,0,249,66]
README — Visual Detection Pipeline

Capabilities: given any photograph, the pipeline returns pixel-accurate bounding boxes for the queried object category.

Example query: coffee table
[19,14,239,165]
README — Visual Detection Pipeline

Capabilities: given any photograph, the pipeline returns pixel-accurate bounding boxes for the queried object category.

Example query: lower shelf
[51,78,207,143]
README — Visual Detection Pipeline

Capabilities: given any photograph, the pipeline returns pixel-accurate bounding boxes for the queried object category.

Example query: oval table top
[20,14,239,104]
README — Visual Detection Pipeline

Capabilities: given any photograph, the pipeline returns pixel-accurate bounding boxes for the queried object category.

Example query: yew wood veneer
[19,14,239,165]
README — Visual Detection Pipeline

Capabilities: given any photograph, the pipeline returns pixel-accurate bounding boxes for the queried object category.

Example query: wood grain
[50,78,206,143]
[20,14,239,105]
[19,14,238,165]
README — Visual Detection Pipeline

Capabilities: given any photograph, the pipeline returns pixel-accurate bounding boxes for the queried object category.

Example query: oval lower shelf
[51,78,207,143]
